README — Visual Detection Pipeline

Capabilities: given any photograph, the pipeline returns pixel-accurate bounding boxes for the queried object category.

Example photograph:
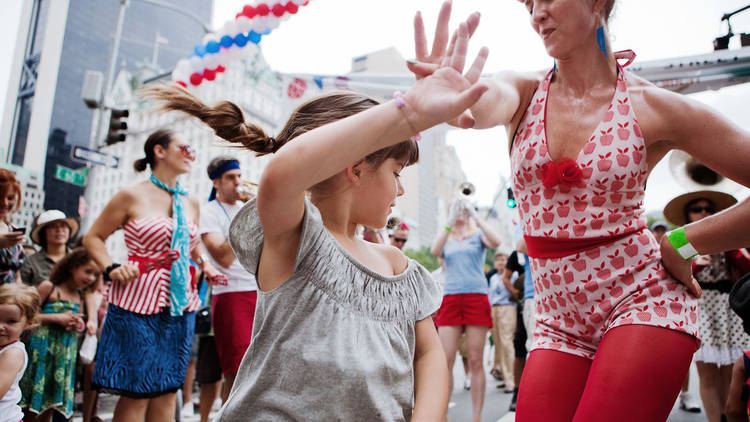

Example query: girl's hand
[0,231,25,249]
[55,311,81,331]
[86,319,98,336]
[109,264,140,284]
[659,235,702,298]
[203,263,228,286]
[403,21,489,131]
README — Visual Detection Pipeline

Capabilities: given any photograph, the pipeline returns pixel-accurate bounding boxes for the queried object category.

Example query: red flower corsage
[541,158,583,189]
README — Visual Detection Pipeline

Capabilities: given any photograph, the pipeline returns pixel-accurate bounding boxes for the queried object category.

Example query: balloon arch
[171,0,311,88]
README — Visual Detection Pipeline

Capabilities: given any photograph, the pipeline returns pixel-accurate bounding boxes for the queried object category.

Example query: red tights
[516,325,698,422]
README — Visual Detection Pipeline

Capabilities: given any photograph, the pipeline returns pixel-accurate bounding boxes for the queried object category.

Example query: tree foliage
[404,247,440,272]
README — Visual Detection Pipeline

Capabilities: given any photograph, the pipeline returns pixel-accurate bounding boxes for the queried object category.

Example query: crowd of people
[1,1,750,422]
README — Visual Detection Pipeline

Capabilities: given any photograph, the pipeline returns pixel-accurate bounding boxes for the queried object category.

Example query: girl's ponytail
[140,84,281,155]
[142,86,418,170]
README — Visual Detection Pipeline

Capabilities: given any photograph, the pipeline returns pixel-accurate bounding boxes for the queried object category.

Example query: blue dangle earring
[596,25,607,57]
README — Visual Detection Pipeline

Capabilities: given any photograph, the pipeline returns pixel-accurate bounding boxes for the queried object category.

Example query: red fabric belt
[128,251,196,288]
[128,250,179,274]
[524,229,641,259]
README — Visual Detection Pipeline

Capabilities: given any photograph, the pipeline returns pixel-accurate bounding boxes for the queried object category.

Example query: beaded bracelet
[666,227,699,261]
[393,91,422,141]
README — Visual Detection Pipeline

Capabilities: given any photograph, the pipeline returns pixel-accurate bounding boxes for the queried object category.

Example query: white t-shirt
[200,200,257,294]
[0,342,26,422]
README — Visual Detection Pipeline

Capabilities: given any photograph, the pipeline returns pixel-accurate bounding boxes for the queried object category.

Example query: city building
[82,44,280,261]
[1,0,212,222]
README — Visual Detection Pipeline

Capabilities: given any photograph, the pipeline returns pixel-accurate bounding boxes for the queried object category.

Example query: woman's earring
[596,25,607,57]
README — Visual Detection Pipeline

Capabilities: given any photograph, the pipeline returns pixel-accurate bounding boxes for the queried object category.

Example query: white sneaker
[679,391,701,413]
[211,398,223,412]
[181,401,195,417]
[463,377,471,390]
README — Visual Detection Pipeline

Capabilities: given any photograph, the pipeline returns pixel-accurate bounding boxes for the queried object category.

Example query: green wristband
[666,227,698,261]
[444,226,452,232]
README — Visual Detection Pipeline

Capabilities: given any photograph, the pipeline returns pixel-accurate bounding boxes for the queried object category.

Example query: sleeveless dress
[216,198,442,421]
[510,52,700,359]
[93,217,200,398]
[20,296,80,418]
[694,253,750,365]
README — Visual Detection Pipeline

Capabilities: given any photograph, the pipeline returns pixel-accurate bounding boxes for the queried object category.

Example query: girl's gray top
[215,198,442,422]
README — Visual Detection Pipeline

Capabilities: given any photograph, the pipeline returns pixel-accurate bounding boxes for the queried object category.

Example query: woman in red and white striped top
[82,128,223,422]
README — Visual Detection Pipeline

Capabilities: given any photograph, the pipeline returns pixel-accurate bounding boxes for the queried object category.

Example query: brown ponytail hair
[133,128,176,172]
[140,84,418,171]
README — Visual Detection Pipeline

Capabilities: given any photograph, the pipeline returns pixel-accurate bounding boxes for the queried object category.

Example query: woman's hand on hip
[659,235,702,298]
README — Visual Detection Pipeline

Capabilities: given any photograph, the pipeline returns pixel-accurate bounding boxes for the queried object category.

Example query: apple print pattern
[509,54,700,359]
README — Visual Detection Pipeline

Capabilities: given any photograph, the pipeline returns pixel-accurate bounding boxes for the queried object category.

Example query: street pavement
[75,345,708,422]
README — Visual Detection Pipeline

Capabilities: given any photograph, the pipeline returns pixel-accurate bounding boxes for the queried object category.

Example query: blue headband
[208,160,240,201]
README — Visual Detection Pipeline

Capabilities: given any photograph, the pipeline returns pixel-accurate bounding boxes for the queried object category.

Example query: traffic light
[506,187,516,208]
[105,108,129,145]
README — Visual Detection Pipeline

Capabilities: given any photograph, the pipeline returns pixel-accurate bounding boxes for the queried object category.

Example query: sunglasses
[687,205,715,214]
[393,237,407,244]
[179,144,196,160]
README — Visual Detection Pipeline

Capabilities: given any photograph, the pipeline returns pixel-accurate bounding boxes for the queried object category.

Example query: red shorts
[211,291,257,376]
[435,293,493,328]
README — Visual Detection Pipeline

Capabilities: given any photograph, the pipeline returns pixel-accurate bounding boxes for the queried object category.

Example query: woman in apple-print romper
[408,1,750,420]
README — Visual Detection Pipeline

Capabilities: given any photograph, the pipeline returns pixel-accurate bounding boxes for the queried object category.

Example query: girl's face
[156,135,195,175]
[353,158,406,229]
[0,191,17,219]
[71,261,101,290]
[525,0,601,59]
[0,304,29,346]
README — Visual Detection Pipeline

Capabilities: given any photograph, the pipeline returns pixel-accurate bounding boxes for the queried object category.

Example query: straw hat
[662,190,737,227]
[30,210,79,245]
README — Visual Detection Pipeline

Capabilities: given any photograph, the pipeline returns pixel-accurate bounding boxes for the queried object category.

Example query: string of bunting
[172,0,311,87]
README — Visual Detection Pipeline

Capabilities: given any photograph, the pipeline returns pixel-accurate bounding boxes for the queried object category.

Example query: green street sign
[54,165,89,187]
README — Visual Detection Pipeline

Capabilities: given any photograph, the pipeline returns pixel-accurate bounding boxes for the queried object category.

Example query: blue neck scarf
[150,174,190,316]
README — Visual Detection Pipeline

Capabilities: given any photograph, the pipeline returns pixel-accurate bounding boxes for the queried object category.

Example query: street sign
[71,145,119,169]
[54,165,89,187]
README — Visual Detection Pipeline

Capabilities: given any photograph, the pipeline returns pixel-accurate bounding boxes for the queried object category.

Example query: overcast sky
[1,0,749,211]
